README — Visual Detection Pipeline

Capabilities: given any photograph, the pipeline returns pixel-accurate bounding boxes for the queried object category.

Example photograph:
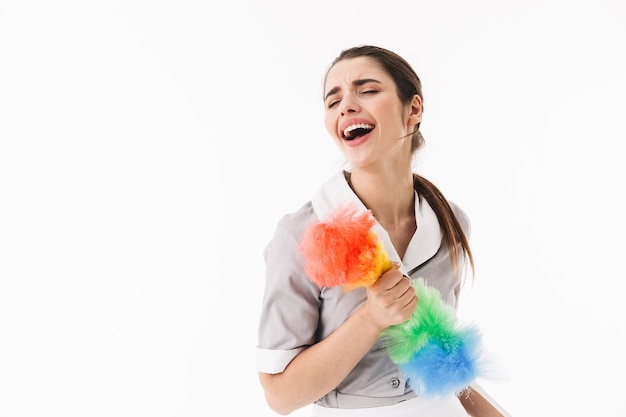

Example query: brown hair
[326,45,474,279]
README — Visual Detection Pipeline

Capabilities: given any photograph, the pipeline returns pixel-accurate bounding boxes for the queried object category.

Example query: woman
[257,45,504,416]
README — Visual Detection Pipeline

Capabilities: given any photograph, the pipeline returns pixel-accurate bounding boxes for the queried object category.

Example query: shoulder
[264,201,319,261]
[275,201,319,242]
[447,200,471,237]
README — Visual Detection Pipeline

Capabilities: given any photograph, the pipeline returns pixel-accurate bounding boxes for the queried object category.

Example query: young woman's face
[323,57,422,170]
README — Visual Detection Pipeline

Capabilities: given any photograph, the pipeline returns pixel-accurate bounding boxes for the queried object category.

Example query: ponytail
[413,174,475,282]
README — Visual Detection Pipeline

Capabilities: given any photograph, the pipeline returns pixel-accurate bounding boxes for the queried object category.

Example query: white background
[1,1,625,416]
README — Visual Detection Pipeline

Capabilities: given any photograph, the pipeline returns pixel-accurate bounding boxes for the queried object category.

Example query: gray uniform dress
[257,170,471,409]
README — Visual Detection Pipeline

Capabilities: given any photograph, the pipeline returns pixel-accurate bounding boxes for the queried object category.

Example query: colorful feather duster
[299,203,487,396]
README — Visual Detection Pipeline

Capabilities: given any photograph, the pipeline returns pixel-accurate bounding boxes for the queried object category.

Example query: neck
[347,167,415,230]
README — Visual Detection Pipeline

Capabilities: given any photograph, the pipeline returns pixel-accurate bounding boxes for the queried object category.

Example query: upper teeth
[343,123,374,137]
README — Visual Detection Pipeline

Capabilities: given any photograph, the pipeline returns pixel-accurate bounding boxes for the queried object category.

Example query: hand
[363,266,418,331]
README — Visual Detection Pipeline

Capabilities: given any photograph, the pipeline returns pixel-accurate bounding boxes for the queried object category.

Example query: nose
[338,93,359,116]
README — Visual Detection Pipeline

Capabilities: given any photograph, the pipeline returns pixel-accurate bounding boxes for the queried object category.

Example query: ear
[407,94,423,130]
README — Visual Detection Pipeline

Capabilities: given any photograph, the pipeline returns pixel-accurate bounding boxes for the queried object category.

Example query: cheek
[324,113,338,138]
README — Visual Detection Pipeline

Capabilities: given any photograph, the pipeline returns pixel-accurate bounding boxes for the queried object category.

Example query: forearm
[459,385,509,417]
[259,306,383,415]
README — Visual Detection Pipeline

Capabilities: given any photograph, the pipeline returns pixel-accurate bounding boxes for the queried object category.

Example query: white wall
[1,1,625,416]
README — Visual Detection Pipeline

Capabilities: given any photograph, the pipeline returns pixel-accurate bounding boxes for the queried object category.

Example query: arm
[459,384,511,417]
[259,304,381,415]
[259,269,417,415]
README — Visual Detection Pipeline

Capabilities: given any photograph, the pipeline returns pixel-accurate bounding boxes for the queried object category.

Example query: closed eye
[327,91,376,109]
[327,99,340,109]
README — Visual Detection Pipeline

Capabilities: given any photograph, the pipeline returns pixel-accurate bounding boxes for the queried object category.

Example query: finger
[396,285,418,312]
[389,290,418,323]
[402,293,418,314]
[385,269,406,290]
[397,282,416,302]
[391,274,413,294]
[373,268,402,290]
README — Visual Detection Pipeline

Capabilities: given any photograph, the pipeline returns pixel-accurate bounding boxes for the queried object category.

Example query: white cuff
[256,347,304,374]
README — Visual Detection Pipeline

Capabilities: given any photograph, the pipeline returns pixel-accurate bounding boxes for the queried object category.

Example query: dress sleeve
[256,212,321,374]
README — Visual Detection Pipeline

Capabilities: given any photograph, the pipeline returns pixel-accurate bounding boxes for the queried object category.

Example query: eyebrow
[324,78,382,101]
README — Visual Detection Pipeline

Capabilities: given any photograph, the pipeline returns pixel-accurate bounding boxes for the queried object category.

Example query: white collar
[311,171,443,275]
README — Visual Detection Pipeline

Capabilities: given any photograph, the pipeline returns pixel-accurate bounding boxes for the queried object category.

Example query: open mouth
[343,123,374,140]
